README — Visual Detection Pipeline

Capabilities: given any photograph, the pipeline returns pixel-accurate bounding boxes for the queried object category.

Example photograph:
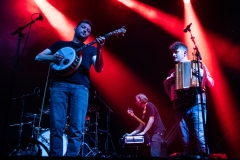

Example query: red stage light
[183,0,191,4]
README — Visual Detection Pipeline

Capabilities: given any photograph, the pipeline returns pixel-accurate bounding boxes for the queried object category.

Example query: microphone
[183,23,192,32]
[36,14,44,21]
[11,13,43,36]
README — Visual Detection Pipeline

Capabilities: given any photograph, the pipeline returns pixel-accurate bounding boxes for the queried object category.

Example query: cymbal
[88,104,100,112]
[24,113,41,121]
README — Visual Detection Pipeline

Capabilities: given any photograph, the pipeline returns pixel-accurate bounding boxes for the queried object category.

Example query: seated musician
[126,93,166,157]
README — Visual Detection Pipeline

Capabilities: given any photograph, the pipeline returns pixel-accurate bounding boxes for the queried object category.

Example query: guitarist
[35,20,105,157]
[126,93,166,157]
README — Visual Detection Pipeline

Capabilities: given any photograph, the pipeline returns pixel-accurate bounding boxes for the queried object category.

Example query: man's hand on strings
[53,53,64,64]
[96,36,105,47]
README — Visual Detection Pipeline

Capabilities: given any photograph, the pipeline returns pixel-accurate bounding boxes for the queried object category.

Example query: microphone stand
[11,13,42,36]
[186,27,208,156]
[1,14,43,154]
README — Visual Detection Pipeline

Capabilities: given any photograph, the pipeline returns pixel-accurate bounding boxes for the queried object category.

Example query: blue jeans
[150,134,165,157]
[49,82,89,156]
[175,104,207,154]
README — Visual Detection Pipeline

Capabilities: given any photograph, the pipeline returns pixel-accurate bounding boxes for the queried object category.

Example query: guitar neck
[75,40,97,53]
[75,31,117,53]
[132,115,145,126]
[75,26,126,53]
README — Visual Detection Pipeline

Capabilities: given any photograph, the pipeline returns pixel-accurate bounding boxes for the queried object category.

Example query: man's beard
[75,32,87,42]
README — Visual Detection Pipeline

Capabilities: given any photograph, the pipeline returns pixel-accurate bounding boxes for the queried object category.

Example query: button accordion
[175,60,200,90]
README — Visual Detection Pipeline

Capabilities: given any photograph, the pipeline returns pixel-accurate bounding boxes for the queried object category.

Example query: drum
[83,115,91,132]
[37,129,68,156]
[85,115,91,126]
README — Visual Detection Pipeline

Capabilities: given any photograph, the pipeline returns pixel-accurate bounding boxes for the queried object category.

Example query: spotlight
[183,0,190,4]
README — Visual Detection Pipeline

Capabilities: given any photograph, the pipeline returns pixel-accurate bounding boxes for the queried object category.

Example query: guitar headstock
[105,26,126,38]
[127,108,134,116]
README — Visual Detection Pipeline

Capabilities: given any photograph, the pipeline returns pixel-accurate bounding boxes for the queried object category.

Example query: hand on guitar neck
[127,108,145,126]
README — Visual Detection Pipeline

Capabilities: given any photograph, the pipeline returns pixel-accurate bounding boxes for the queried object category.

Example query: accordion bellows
[175,60,200,90]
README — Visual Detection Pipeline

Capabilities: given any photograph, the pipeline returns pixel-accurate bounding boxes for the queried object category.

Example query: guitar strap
[142,104,147,119]
[141,104,151,143]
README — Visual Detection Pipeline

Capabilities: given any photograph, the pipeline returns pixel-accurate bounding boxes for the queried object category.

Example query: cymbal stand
[23,114,38,152]
[79,127,93,157]
[11,88,40,140]
[9,94,30,155]
[97,90,114,155]
[30,114,37,139]
[94,111,99,151]
[9,88,40,156]
[79,112,100,157]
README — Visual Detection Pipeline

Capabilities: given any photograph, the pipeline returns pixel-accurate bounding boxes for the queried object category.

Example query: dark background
[0,0,240,158]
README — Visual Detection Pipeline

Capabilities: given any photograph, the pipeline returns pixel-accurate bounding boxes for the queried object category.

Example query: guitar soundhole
[63,59,70,65]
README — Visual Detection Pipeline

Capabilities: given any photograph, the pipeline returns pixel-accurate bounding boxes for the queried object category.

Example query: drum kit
[7,104,105,157]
